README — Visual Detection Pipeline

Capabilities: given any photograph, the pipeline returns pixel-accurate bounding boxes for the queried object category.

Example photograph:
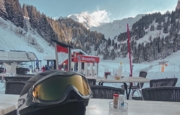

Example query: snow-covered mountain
[68,11,145,39]
[68,10,109,29]
[68,12,94,29]
[1,0,180,65]
[91,14,145,39]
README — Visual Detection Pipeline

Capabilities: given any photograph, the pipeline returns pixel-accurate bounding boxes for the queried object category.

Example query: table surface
[0,94,19,115]
[87,76,150,83]
[1,94,179,115]
[86,99,180,115]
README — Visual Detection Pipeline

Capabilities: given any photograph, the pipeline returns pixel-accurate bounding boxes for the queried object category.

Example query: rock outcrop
[176,0,180,10]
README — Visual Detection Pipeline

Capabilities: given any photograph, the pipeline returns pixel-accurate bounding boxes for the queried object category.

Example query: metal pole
[68,47,71,71]
[90,63,93,76]
[40,60,41,69]
[31,61,33,71]
[55,43,59,70]
[84,63,87,76]
[97,63,99,75]
[33,61,35,72]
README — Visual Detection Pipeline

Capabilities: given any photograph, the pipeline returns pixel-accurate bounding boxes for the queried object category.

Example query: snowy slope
[1,18,180,94]
[135,20,169,45]
[90,14,145,39]
[68,11,145,39]
[1,50,180,94]
[0,17,54,65]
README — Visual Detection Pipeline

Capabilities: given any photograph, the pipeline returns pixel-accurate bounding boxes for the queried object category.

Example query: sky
[19,0,178,23]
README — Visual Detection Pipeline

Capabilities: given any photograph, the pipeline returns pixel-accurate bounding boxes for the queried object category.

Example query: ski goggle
[30,74,92,102]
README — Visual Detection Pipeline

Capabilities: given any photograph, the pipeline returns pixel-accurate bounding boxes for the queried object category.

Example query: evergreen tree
[107,38,111,46]
[112,39,114,46]
[157,24,162,30]
[0,0,8,19]
[22,4,28,17]
[4,0,24,27]
[150,25,154,31]
[163,23,168,33]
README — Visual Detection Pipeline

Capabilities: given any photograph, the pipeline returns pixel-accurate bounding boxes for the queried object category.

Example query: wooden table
[1,94,180,115]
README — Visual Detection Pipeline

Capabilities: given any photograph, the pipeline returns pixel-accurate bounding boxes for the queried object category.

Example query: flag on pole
[127,23,132,77]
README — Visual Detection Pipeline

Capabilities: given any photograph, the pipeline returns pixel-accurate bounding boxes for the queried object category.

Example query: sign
[56,45,68,64]
[159,61,169,65]
[73,54,100,63]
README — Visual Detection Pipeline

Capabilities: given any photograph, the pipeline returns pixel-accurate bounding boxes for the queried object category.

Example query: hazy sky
[19,0,178,22]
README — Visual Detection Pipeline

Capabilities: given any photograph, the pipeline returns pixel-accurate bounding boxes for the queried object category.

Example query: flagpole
[127,23,132,77]
[55,43,59,70]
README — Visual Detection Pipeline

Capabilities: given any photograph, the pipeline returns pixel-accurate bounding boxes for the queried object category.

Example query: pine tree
[4,0,24,27]
[22,4,28,17]
[0,0,8,19]
[107,38,111,46]
[150,25,154,31]
[26,5,40,28]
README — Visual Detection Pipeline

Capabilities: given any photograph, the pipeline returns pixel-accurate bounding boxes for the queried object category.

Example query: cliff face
[176,0,180,10]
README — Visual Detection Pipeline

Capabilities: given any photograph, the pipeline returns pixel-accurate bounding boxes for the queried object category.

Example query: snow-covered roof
[71,49,88,55]
[0,51,37,62]
[44,56,56,60]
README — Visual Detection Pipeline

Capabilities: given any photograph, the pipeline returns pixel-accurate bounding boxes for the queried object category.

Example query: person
[41,66,45,72]
[17,70,92,115]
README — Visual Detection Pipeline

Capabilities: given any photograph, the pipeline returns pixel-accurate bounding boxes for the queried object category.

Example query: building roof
[0,51,37,62]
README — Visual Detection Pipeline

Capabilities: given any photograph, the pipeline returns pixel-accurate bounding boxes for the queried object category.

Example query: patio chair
[5,81,26,95]
[130,71,147,98]
[142,87,180,102]
[124,71,147,100]
[150,78,178,87]
[90,85,124,99]
[120,71,147,100]
[4,76,31,82]
[87,78,96,86]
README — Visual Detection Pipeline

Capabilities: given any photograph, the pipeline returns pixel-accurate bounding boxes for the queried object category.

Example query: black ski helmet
[18,70,92,115]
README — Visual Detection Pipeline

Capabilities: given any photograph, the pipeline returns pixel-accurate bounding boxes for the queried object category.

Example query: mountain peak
[68,12,97,29]
[67,10,109,29]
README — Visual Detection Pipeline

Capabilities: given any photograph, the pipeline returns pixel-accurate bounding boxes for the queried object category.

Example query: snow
[90,14,145,39]
[136,29,169,44]
[0,17,54,66]
[1,49,180,94]
[68,10,110,29]
[0,13,180,96]
[68,12,145,39]
[135,20,169,45]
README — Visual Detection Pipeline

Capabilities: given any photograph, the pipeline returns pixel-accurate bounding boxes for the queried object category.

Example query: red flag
[56,44,68,70]
[127,24,132,77]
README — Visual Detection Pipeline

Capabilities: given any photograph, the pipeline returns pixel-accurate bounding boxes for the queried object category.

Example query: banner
[72,52,99,63]
[56,45,68,65]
